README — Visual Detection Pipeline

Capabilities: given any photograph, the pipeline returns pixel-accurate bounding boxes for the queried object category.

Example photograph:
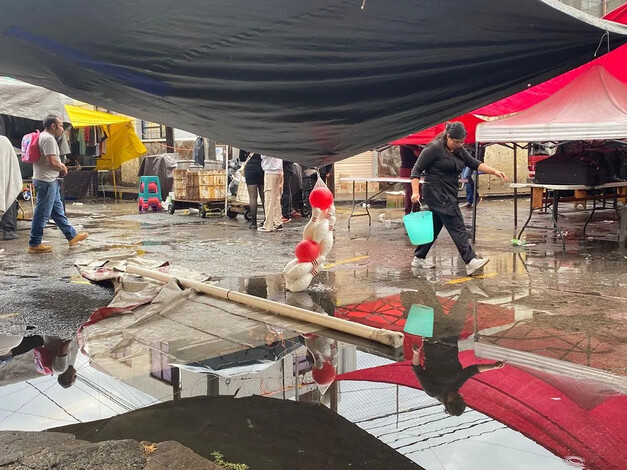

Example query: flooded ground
[0,197,625,469]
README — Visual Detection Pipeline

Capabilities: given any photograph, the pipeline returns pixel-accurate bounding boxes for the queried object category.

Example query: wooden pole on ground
[125,265,404,348]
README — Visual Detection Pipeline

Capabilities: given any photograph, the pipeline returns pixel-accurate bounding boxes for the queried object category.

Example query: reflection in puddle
[1,267,625,469]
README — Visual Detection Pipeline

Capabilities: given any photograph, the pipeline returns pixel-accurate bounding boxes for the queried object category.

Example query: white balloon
[286,255,325,281]
[326,215,336,232]
[319,232,334,258]
[288,272,316,292]
[282,258,300,277]
[303,207,326,240]
[312,219,330,243]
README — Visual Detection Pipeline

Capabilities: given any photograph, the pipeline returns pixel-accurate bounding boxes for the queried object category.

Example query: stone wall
[482,144,530,194]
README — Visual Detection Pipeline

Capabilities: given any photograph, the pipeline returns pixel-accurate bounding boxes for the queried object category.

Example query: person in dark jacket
[410,122,508,276]
[409,285,504,416]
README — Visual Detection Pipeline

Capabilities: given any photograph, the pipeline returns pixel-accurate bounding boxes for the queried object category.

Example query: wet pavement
[0,197,626,469]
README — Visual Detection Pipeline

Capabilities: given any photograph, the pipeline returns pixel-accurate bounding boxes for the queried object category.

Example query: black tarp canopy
[1,0,626,165]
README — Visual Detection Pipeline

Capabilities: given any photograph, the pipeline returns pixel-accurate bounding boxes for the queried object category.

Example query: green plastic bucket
[403,210,434,245]
[403,304,434,337]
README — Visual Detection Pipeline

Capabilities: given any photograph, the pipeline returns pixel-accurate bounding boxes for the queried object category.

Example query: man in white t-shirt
[28,114,88,253]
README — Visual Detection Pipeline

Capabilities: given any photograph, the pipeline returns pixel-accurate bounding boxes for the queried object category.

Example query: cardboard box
[386,191,405,209]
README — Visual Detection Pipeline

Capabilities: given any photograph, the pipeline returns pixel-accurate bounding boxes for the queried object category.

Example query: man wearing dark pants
[1,201,19,240]
[281,160,294,222]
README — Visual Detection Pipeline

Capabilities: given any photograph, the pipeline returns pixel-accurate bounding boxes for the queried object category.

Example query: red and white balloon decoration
[283,177,336,292]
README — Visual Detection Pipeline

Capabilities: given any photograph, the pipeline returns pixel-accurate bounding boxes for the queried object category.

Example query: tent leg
[112,168,118,202]
[471,143,480,243]
[513,145,518,231]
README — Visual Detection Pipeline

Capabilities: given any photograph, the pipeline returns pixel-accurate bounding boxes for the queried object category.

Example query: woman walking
[410,122,508,275]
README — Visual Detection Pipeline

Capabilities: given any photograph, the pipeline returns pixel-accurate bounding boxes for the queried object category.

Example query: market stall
[475,65,627,245]
[64,105,147,199]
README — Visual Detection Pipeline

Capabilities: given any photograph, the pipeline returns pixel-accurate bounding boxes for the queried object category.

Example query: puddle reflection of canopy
[335,293,514,336]
[337,350,627,470]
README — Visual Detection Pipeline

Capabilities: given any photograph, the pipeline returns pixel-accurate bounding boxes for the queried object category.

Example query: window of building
[140,121,166,140]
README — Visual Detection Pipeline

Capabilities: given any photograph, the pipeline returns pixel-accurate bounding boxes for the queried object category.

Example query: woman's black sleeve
[411,146,437,178]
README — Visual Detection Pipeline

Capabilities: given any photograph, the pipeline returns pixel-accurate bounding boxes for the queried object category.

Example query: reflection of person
[400,145,421,215]
[258,155,284,232]
[409,286,504,415]
[0,135,22,241]
[0,328,35,365]
[410,122,508,275]
[1,333,78,388]
[29,115,88,253]
[304,333,338,388]
[241,151,265,230]
[33,336,79,388]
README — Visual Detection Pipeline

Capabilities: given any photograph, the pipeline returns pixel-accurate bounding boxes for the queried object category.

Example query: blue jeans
[461,166,474,204]
[29,179,76,246]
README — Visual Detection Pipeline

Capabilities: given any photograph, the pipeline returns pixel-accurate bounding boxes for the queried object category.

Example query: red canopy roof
[475,65,627,142]
[390,113,486,146]
[605,3,627,24]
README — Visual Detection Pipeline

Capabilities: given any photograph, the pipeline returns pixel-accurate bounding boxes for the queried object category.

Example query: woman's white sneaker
[466,257,489,275]
[411,257,435,269]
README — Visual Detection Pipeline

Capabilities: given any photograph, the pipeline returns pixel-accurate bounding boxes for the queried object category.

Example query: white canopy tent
[475,66,627,143]
[472,65,627,242]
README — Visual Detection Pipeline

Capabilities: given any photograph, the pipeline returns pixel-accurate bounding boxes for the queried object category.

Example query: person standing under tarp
[461,146,485,209]
[281,160,295,223]
[240,150,265,230]
[28,115,89,253]
[410,122,508,275]
[0,135,22,241]
[400,145,421,214]
[258,155,284,232]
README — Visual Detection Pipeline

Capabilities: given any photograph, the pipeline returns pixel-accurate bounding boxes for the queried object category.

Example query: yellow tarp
[64,105,147,170]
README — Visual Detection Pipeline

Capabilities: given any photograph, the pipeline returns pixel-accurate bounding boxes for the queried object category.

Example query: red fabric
[33,347,53,375]
[604,3,627,23]
[337,351,627,470]
[80,302,153,329]
[335,293,514,359]
[391,113,486,145]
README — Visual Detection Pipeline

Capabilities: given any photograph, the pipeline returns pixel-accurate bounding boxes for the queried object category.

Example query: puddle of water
[1,268,624,469]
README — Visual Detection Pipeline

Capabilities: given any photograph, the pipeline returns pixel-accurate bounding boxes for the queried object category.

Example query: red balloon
[295,240,320,263]
[309,187,334,210]
[312,361,336,386]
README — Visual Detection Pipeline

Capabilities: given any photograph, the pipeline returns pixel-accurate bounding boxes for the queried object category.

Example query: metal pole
[471,142,480,243]
[513,144,518,231]
[165,126,175,152]
[224,146,229,215]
